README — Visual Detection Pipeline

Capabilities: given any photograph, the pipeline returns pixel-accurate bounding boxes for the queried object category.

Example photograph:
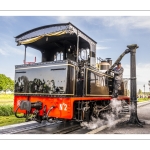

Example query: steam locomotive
[14,22,129,123]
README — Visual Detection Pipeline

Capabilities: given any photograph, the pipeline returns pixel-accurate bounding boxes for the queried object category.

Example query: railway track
[0,100,150,134]
[0,120,62,134]
[137,100,150,107]
[53,124,82,134]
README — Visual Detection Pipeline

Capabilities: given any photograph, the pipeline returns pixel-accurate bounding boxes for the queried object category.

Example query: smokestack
[105,58,112,66]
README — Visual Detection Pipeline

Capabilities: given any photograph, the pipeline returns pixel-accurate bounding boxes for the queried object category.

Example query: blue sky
[0,16,150,92]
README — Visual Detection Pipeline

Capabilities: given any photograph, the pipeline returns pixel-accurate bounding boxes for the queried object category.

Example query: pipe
[46,106,55,122]
[15,106,26,118]
[76,30,79,63]
[76,30,79,96]
[99,105,110,113]
[24,46,27,64]
[109,49,131,71]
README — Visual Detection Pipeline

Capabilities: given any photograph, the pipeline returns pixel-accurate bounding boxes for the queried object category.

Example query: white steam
[81,99,128,130]
[81,117,105,130]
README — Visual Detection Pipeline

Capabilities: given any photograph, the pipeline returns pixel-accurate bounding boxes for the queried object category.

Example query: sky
[0,16,150,92]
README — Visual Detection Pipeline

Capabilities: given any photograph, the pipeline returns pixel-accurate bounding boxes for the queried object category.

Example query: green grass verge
[0,100,13,106]
[0,95,25,127]
[138,98,150,102]
[0,94,14,105]
[0,94,14,100]
[0,115,25,127]
[0,104,25,127]
[0,105,14,116]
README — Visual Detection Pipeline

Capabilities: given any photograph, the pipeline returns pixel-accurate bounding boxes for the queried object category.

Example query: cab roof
[15,22,97,54]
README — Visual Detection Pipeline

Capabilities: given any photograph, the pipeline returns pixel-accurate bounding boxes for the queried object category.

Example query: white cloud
[101,16,150,32]
[82,16,150,34]
[98,38,116,43]
[0,42,35,57]
[0,48,8,55]
[7,45,24,55]
[39,16,150,36]
[104,38,116,42]
[52,16,150,38]
[96,45,110,50]
[1,16,17,25]
[123,63,150,92]
[56,16,71,23]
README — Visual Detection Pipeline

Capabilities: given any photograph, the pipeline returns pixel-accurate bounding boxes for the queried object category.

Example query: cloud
[56,16,71,23]
[98,38,116,43]
[56,16,150,37]
[81,16,150,35]
[0,48,8,55]
[0,42,35,57]
[123,63,150,92]
[0,16,17,26]
[0,42,41,62]
[101,16,150,32]
[96,45,110,50]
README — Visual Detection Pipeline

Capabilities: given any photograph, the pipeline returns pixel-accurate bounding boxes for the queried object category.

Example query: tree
[138,89,142,95]
[127,90,130,96]
[0,74,14,93]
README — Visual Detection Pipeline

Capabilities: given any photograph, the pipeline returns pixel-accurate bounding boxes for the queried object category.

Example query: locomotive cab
[16,23,96,65]
[14,23,97,96]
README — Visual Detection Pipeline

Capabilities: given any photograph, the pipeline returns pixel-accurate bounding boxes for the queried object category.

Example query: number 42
[59,103,67,111]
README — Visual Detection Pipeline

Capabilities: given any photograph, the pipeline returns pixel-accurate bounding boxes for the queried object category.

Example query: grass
[0,100,13,106]
[0,115,25,127]
[138,98,150,102]
[0,105,25,127]
[0,94,14,105]
[0,94,14,100]
[0,105,14,116]
[0,104,25,127]
[0,94,25,127]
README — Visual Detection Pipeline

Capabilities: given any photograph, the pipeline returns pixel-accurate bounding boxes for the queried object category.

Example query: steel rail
[0,121,62,134]
[52,124,82,134]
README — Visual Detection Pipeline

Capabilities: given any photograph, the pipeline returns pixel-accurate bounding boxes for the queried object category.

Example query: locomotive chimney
[105,58,112,66]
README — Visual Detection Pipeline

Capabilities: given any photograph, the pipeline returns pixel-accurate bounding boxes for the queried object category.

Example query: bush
[0,105,14,116]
